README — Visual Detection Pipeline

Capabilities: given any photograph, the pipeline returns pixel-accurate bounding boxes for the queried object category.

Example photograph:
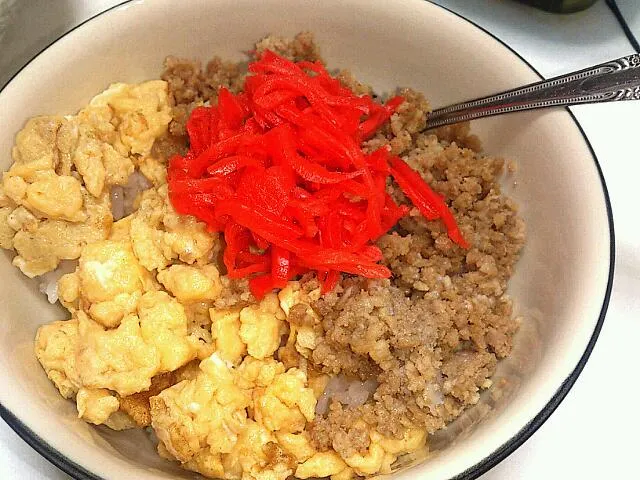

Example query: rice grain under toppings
[38,260,78,304]
[110,171,153,221]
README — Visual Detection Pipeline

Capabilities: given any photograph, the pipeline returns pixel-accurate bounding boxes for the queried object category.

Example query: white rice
[110,171,152,220]
[425,383,444,406]
[316,375,378,415]
[110,186,126,221]
[38,260,78,304]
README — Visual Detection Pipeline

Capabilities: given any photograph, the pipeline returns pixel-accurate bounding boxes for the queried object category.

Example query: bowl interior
[0,0,611,479]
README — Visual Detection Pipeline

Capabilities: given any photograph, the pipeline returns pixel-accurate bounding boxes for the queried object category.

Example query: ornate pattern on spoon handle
[426,53,640,129]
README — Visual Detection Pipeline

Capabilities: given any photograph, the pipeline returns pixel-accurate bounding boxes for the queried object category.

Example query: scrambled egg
[278,282,322,360]
[210,307,246,365]
[34,318,121,425]
[35,285,199,416]
[9,187,112,277]
[89,81,172,157]
[150,354,250,461]
[311,424,427,478]
[74,290,198,396]
[0,81,171,277]
[3,80,429,480]
[157,264,221,303]
[253,368,316,433]
[59,239,156,327]
[34,319,81,399]
[76,388,120,425]
[150,353,318,480]
[295,451,349,479]
[129,185,217,271]
[240,293,287,360]
[185,301,217,360]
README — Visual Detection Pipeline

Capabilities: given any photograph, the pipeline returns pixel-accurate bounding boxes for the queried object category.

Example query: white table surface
[1,0,638,479]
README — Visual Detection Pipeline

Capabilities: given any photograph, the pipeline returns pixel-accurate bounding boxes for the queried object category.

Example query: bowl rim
[0,1,615,479]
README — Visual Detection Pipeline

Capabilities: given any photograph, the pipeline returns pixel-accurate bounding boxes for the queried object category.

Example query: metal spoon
[426,53,640,129]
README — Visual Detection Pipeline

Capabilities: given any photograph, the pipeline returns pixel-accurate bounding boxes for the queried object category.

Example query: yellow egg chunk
[158,264,221,303]
[10,116,62,175]
[4,206,37,236]
[129,185,217,271]
[254,368,316,433]
[72,134,108,197]
[331,467,355,480]
[182,450,226,479]
[374,428,428,455]
[295,451,348,479]
[103,144,135,187]
[76,312,161,396]
[239,293,286,360]
[0,207,15,249]
[277,282,321,360]
[57,272,81,311]
[34,319,81,399]
[277,281,321,316]
[236,356,285,390]
[109,215,133,241]
[72,291,195,397]
[25,173,84,221]
[2,175,28,204]
[380,452,398,475]
[137,291,197,372]
[275,431,316,462]
[90,81,172,156]
[343,443,386,476]
[79,240,145,303]
[9,189,112,277]
[149,353,251,463]
[88,291,141,329]
[226,420,292,480]
[209,307,246,365]
[296,325,318,352]
[66,239,154,327]
[137,156,167,187]
[76,387,119,425]
[307,373,330,399]
[35,318,129,427]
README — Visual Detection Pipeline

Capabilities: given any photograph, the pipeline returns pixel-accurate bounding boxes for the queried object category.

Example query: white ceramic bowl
[0,0,613,479]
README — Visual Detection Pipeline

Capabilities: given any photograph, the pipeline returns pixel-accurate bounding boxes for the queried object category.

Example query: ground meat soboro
[308,100,524,449]
[162,32,320,138]
[162,32,525,464]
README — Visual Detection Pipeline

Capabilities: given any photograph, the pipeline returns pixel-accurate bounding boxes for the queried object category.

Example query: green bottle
[515,0,599,13]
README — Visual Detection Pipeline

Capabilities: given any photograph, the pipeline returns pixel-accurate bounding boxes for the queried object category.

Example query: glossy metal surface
[427,54,640,128]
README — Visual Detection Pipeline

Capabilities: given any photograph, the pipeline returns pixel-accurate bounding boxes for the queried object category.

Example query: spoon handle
[426,53,640,129]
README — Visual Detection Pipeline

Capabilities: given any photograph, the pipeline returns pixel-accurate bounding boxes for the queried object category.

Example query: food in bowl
[0,33,525,479]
